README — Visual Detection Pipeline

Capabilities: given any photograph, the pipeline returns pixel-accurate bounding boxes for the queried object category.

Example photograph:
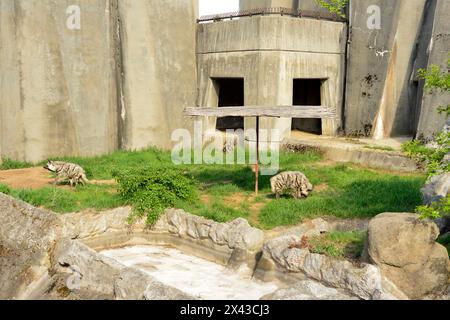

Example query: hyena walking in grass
[270,171,313,199]
[44,161,89,187]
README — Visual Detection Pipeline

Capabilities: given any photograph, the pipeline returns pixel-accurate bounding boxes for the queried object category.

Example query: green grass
[0,158,34,170]
[364,145,396,152]
[309,231,367,260]
[0,148,426,228]
[0,183,123,213]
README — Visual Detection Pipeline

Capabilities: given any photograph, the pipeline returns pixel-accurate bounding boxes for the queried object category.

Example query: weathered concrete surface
[0,0,120,163]
[416,0,450,139]
[197,15,346,139]
[0,0,197,162]
[118,0,198,150]
[283,136,419,172]
[345,0,428,138]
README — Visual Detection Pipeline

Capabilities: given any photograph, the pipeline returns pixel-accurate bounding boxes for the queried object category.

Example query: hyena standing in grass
[44,161,89,187]
[270,171,313,199]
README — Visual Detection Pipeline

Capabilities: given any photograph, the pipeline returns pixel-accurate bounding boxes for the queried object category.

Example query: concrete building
[0,0,448,163]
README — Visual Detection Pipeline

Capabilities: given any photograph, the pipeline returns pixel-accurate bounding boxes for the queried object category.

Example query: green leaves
[113,166,198,225]
[402,132,450,177]
[314,0,348,18]
[417,195,450,220]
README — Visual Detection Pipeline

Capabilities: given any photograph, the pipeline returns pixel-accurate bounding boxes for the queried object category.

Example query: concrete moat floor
[101,245,280,300]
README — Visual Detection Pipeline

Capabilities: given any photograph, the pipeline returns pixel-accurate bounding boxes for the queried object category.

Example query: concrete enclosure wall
[196,15,347,140]
[0,0,197,162]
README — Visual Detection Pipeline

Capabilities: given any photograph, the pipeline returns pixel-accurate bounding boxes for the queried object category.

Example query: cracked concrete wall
[416,0,450,139]
[345,0,449,139]
[0,0,197,162]
[345,0,427,138]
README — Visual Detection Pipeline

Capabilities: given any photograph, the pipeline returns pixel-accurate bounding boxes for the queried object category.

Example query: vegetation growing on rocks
[403,55,450,220]
[307,231,367,260]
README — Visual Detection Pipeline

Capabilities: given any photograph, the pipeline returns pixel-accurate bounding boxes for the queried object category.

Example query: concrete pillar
[345,0,427,138]
[118,0,198,150]
[0,0,120,163]
[416,0,450,139]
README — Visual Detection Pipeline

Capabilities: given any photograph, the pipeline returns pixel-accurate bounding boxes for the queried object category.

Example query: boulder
[260,234,399,300]
[114,267,194,300]
[261,280,359,300]
[367,213,450,299]
[160,209,264,251]
[421,173,450,205]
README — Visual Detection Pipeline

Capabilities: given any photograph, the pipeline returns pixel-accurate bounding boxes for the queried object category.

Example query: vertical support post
[255,116,260,195]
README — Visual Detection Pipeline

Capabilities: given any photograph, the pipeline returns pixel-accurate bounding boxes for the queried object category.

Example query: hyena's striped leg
[276,192,280,199]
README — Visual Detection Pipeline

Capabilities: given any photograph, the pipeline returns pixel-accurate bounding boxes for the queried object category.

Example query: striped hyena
[270,171,313,199]
[44,161,89,187]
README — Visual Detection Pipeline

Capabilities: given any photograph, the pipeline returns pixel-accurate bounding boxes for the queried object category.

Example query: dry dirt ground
[0,167,115,189]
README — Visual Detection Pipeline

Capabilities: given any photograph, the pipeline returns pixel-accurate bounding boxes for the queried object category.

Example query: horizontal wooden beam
[184,106,336,119]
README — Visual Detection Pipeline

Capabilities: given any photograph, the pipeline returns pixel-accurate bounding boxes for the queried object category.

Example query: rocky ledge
[0,192,449,300]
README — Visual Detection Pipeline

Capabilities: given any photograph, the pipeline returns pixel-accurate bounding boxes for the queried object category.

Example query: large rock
[54,239,195,300]
[259,231,402,300]
[261,280,359,300]
[0,193,60,299]
[158,209,265,251]
[421,173,450,205]
[367,213,450,299]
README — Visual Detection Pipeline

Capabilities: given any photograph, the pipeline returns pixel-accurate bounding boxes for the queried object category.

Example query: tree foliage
[314,0,348,18]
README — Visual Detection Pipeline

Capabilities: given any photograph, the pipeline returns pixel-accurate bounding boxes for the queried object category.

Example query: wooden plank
[184,106,336,119]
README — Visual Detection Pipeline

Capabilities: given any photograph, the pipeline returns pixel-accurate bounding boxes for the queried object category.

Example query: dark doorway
[292,79,323,135]
[214,78,245,131]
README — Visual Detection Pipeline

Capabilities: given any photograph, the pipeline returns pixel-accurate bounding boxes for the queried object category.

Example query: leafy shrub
[402,132,450,177]
[315,0,348,18]
[407,55,450,219]
[113,166,198,225]
[416,195,450,220]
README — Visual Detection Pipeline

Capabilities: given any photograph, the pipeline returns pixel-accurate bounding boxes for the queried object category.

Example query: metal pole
[255,116,260,195]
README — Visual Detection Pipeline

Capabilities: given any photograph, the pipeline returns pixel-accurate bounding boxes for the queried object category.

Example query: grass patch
[259,165,424,228]
[0,148,426,229]
[2,184,123,213]
[0,158,34,170]
[308,231,367,260]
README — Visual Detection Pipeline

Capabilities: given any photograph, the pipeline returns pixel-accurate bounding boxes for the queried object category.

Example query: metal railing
[197,7,346,23]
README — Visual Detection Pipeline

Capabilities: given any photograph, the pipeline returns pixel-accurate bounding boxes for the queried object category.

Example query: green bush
[113,166,198,225]
[402,132,450,177]
[416,195,450,220]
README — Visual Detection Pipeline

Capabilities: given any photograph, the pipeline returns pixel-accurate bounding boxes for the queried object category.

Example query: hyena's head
[44,161,57,172]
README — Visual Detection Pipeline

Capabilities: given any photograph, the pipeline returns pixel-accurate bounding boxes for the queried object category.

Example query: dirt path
[0,167,115,190]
